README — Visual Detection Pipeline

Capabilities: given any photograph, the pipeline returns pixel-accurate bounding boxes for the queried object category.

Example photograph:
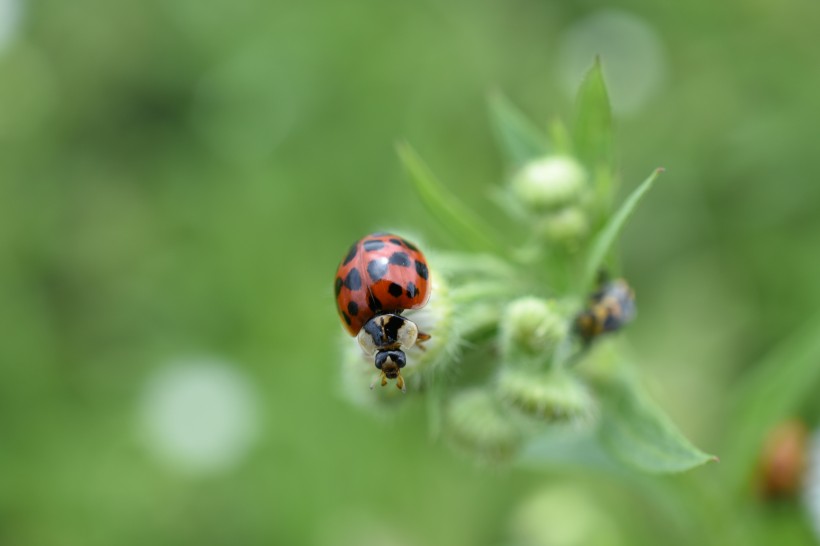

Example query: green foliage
[573,59,617,221]
[596,370,715,473]
[6,3,820,544]
[581,167,664,291]
[397,142,506,256]
[488,91,551,168]
[725,312,820,490]
[573,58,614,172]
[382,61,712,477]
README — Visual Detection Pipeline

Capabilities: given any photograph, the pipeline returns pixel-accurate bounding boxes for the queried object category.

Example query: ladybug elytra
[334,233,432,392]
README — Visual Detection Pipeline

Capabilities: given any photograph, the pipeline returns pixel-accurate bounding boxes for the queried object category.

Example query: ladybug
[334,233,432,392]
[757,420,808,499]
[574,276,636,345]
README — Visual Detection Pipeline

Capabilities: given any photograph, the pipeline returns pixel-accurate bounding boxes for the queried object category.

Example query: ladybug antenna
[370,372,385,390]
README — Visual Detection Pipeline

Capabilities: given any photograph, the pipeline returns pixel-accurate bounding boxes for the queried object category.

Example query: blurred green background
[3,0,820,544]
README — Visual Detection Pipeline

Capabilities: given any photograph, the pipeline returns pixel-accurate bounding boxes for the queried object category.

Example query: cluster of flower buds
[511,155,590,245]
[335,65,708,476]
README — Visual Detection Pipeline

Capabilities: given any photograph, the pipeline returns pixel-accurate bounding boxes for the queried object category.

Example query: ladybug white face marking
[357,313,419,356]
[357,329,378,356]
[395,320,419,350]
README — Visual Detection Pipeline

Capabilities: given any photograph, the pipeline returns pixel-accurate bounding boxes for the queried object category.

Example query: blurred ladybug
[757,420,808,499]
[574,275,636,344]
[334,233,432,392]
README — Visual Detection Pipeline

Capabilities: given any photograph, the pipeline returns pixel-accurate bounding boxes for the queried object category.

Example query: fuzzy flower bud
[511,155,588,211]
[444,388,524,462]
[496,368,597,424]
[500,297,568,368]
[537,206,589,244]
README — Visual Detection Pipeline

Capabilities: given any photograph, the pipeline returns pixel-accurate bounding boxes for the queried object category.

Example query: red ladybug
[334,233,432,392]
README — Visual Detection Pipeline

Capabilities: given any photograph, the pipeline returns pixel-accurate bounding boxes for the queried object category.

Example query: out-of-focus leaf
[548,119,573,155]
[487,186,530,224]
[581,168,664,291]
[520,425,715,543]
[488,91,550,167]
[597,374,717,474]
[574,58,613,171]
[397,142,506,255]
[518,425,621,472]
[723,312,820,492]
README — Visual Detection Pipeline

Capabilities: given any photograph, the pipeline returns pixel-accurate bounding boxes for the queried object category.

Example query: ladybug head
[375,349,406,377]
[371,349,407,392]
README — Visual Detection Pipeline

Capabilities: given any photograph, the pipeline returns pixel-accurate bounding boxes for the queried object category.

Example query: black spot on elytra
[389,238,403,247]
[389,252,410,267]
[344,268,362,290]
[334,277,343,297]
[342,312,352,326]
[400,238,418,251]
[367,291,383,312]
[342,244,358,265]
[367,258,389,281]
[415,260,429,280]
[388,282,403,297]
[363,239,385,251]
[406,282,417,298]
[347,301,359,316]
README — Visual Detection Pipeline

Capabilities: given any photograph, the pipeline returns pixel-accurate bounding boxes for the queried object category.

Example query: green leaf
[397,142,506,255]
[548,118,573,155]
[520,425,717,541]
[597,374,717,474]
[518,425,622,472]
[723,311,820,491]
[574,57,613,171]
[581,168,664,291]
[488,91,550,167]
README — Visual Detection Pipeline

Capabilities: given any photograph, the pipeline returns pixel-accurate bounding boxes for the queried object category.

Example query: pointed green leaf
[581,168,664,291]
[574,57,613,171]
[724,312,820,491]
[548,118,573,155]
[598,375,717,474]
[397,142,505,255]
[488,91,550,167]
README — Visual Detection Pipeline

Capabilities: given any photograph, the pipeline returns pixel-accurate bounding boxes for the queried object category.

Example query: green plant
[339,59,715,476]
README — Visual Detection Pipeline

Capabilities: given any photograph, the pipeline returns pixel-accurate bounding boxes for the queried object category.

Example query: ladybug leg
[415,331,431,352]
[370,371,386,390]
[396,372,407,393]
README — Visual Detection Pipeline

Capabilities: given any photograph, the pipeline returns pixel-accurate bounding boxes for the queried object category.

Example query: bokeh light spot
[0,0,22,52]
[139,358,261,475]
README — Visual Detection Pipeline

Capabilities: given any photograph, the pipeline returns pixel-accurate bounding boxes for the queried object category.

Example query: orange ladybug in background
[757,420,808,499]
[333,233,432,392]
